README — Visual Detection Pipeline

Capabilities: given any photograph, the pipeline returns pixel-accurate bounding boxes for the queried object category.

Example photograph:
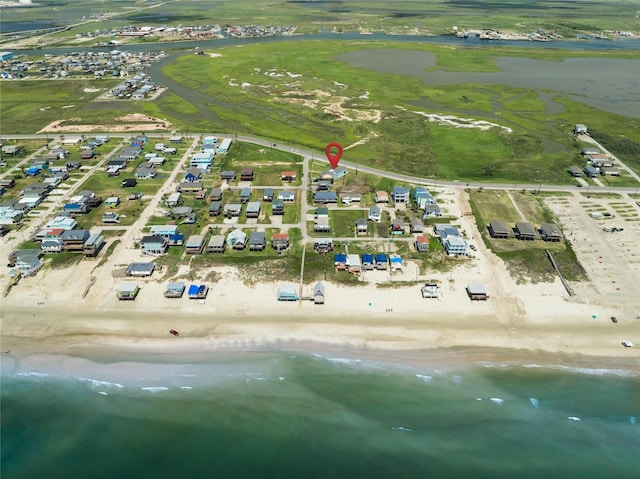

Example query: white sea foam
[278,376,285,381]
[415,374,432,382]
[630,416,637,425]
[529,397,539,408]
[245,377,268,382]
[324,356,362,366]
[568,416,581,421]
[17,372,53,378]
[141,387,169,393]
[179,386,193,390]
[392,426,414,432]
[452,375,463,384]
[79,378,124,389]
[490,398,504,405]
[521,364,638,378]
[98,392,108,396]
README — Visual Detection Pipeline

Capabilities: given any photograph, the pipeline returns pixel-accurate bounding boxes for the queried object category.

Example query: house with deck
[207,235,226,253]
[226,229,247,250]
[539,223,563,242]
[271,233,289,252]
[185,235,205,255]
[249,231,266,251]
[140,235,168,255]
[246,201,261,219]
[488,220,510,239]
[515,222,537,241]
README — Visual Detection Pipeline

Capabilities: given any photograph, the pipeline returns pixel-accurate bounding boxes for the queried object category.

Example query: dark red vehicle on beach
[169,330,179,336]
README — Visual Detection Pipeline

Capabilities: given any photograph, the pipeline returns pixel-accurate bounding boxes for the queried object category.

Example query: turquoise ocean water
[2,351,639,478]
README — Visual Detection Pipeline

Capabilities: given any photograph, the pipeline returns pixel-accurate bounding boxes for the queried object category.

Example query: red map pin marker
[325,142,343,169]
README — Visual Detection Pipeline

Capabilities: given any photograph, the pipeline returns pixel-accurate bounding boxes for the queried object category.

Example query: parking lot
[545,192,640,310]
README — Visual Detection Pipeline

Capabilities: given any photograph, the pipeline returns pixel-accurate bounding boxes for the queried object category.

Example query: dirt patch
[37,114,173,133]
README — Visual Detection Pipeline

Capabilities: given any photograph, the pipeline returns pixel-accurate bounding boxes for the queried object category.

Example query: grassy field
[2,39,639,185]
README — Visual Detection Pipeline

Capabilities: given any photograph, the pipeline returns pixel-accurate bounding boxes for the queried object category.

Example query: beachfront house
[117,283,139,300]
[164,282,186,298]
[488,220,510,239]
[126,262,155,277]
[207,235,226,253]
[271,233,289,252]
[313,282,325,305]
[226,229,247,250]
[515,222,537,241]
[347,254,361,274]
[375,254,388,270]
[421,283,440,299]
[277,285,299,302]
[361,254,374,270]
[389,254,402,271]
[334,253,347,271]
[539,223,563,242]
[188,284,209,300]
[185,235,205,255]
[83,233,105,257]
[249,232,266,251]
[466,283,488,301]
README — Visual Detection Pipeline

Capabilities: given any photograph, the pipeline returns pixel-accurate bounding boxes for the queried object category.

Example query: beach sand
[1,254,638,376]
[1,185,639,374]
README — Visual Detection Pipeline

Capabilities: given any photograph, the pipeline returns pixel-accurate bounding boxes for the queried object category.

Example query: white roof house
[226,229,247,248]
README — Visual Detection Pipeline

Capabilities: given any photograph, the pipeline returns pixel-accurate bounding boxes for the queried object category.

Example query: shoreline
[3,291,639,382]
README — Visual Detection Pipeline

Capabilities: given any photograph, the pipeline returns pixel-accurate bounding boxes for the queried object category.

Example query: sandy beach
[2,239,639,376]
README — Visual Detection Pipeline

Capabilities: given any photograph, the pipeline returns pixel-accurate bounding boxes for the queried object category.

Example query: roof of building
[118,283,139,293]
[126,262,155,273]
[489,220,510,235]
[186,235,205,247]
[250,231,266,243]
[540,223,562,236]
[208,235,225,247]
[515,222,537,236]
[467,283,487,295]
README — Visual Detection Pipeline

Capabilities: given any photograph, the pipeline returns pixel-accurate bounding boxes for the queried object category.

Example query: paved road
[3,132,638,196]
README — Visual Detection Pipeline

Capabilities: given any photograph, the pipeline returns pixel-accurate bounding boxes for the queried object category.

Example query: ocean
[2,351,639,478]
